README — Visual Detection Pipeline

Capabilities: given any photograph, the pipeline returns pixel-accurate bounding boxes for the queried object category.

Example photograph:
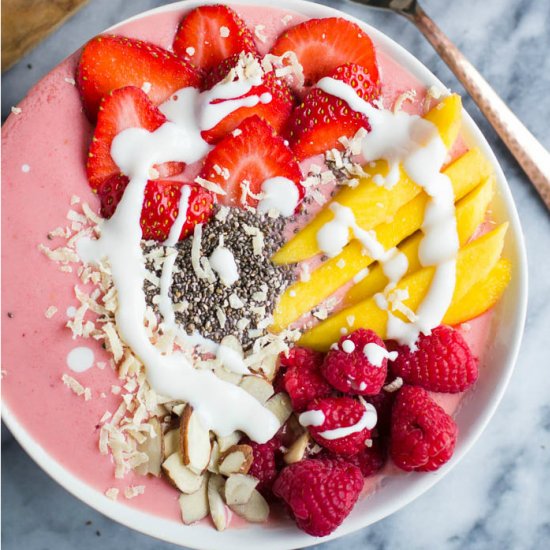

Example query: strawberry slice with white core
[86,86,184,192]
[285,63,380,160]
[173,4,258,73]
[200,52,294,143]
[199,115,304,210]
[77,35,200,120]
[270,17,379,94]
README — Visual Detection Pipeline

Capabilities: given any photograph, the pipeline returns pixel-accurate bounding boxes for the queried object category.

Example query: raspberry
[273,459,363,536]
[390,386,458,472]
[321,438,387,478]
[388,325,478,393]
[365,388,397,438]
[304,396,375,457]
[321,329,389,395]
[244,436,282,496]
[278,347,332,412]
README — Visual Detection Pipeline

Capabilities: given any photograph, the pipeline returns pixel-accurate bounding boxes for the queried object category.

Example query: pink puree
[1,2,490,527]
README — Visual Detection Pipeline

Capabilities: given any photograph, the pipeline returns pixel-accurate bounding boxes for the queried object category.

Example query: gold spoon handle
[412,5,550,210]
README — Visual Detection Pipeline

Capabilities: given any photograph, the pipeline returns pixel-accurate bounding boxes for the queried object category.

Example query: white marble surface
[2,0,550,548]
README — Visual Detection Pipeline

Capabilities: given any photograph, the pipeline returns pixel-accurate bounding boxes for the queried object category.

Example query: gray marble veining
[2,0,550,549]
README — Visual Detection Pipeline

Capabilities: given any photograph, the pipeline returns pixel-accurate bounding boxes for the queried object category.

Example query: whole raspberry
[273,459,363,536]
[321,329,391,395]
[278,347,332,412]
[388,325,478,393]
[244,436,282,496]
[390,386,458,472]
[366,387,397,438]
[321,438,387,478]
[304,396,376,457]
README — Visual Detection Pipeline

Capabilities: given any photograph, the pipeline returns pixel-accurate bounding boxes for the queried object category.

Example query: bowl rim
[2,0,528,548]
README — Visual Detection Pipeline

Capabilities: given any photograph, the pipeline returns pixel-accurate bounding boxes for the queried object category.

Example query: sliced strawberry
[199,115,303,209]
[77,35,200,119]
[86,86,184,192]
[200,53,294,143]
[285,63,380,160]
[98,177,214,241]
[270,18,379,94]
[173,4,257,73]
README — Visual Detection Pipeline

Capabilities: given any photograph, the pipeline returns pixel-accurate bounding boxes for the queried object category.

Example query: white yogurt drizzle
[298,410,326,427]
[164,185,191,247]
[76,60,283,442]
[209,244,239,287]
[316,77,459,348]
[363,343,398,367]
[257,176,300,217]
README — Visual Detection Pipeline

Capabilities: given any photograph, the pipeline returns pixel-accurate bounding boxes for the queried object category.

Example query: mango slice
[272,94,463,265]
[444,258,512,326]
[298,223,508,351]
[344,175,495,306]
[272,152,494,332]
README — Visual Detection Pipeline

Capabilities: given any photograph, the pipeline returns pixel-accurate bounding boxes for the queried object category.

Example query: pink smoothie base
[2,2,492,529]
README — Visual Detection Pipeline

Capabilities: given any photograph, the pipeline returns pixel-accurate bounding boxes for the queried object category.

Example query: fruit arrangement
[33,1,513,539]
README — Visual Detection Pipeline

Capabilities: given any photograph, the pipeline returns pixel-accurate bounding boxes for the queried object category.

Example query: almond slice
[135,417,163,476]
[180,405,211,474]
[284,431,310,464]
[163,428,180,459]
[265,393,293,425]
[224,474,259,506]
[259,353,279,382]
[229,489,269,523]
[217,431,241,453]
[179,474,209,525]
[214,365,243,385]
[239,376,274,404]
[218,444,253,476]
[162,453,204,494]
[208,440,221,474]
[208,474,231,531]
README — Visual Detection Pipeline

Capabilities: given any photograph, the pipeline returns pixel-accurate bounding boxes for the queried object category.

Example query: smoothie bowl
[1,0,527,548]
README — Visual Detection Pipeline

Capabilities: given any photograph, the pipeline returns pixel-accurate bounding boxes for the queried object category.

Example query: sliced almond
[265,392,293,425]
[224,474,259,506]
[135,417,163,476]
[208,440,221,474]
[259,353,279,382]
[229,489,269,523]
[284,431,310,464]
[163,400,186,414]
[218,444,253,476]
[180,405,211,474]
[163,428,180,459]
[217,431,241,453]
[172,403,186,416]
[214,365,243,385]
[208,474,231,531]
[240,376,274,404]
[179,474,210,525]
[162,453,203,494]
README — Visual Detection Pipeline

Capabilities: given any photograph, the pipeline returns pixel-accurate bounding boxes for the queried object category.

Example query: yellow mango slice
[344,175,495,306]
[272,155,493,332]
[443,258,512,326]
[272,94,463,265]
[298,223,508,351]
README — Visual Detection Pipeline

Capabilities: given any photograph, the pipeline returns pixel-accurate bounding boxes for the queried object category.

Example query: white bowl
[2,0,528,548]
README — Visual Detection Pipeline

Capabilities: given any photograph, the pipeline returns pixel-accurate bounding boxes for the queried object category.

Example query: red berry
[86,86,183,192]
[390,386,458,472]
[321,328,389,395]
[244,436,282,497]
[173,5,257,73]
[365,387,396,438]
[200,53,294,143]
[273,458,363,536]
[285,63,380,160]
[98,177,213,241]
[278,347,332,412]
[77,35,200,120]
[321,438,387,478]
[270,18,379,94]
[199,115,304,209]
[388,325,478,393]
[305,396,375,457]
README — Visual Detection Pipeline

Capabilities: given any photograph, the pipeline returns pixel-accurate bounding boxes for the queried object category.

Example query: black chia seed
[143,207,294,350]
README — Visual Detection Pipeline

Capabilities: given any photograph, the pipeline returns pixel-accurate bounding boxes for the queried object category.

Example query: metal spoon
[348,0,550,210]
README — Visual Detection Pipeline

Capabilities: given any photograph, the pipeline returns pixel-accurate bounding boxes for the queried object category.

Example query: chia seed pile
[143,206,294,350]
